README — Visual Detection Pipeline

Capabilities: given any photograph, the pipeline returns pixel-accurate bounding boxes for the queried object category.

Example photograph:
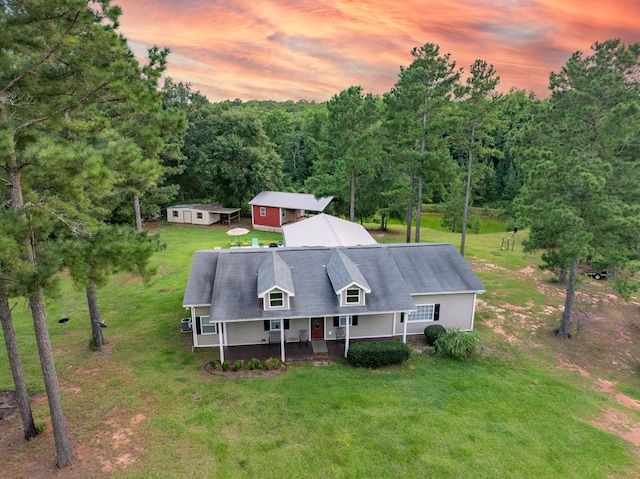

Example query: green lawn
[1,221,638,478]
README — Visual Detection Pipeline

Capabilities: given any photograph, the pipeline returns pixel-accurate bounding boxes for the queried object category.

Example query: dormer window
[340,286,365,306]
[263,288,289,311]
[346,288,361,304]
[257,252,295,311]
[269,291,284,308]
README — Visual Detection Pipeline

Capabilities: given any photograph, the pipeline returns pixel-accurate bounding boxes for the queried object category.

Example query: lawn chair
[269,330,281,348]
[335,326,346,343]
[298,329,309,348]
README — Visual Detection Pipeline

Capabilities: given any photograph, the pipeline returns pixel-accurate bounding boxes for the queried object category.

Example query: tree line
[2,0,640,469]
[161,52,531,240]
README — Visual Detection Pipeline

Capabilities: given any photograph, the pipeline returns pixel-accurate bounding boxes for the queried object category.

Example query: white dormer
[257,252,295,311]
[326,250,371,307]
[261,287,291,310]
[341,285,364,306]
[339,285,366,307]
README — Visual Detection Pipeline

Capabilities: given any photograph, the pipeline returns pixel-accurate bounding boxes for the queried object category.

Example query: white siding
[167,208,219,225]
[224,318,310,346]
[343,313,393,339]
[167,208,184,223]
[394,293,476,335]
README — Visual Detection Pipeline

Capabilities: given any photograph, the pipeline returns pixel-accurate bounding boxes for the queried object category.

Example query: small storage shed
[249,191,333,233]
[167,204,240,225]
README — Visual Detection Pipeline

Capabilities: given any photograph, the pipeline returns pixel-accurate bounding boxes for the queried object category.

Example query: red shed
[249,191,333,232]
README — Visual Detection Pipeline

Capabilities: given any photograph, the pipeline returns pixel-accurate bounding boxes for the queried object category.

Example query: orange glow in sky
[114,0,640,102]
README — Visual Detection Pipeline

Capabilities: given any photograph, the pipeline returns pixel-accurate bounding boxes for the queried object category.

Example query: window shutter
[434,304,440,321]
[196,317,202,334]
[333,316,339,327]
[352,315,358,326]
[284,319,290,330]
[264,320,270,331]
[400,312,404,323]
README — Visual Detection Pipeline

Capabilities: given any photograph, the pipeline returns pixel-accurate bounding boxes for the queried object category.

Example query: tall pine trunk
[558,259,578,339]
[134,194,143,232]
[405,171,414,243]
[8,145,74,467]
[460,121,475,257]
[415,160,423,243]
[0,277,37,440]
[415,115,427,243]
[349,165,355,223]
[28,290,74,467]
[86,278,103,351]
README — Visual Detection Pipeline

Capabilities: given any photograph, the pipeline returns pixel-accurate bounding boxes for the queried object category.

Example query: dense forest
[158,54,531,236]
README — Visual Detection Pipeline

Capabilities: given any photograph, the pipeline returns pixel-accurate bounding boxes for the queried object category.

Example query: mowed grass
[1,220,638,478]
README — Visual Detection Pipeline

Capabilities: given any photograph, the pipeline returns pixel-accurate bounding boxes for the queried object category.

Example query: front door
[311,317,324,339]
[184,211,192,223]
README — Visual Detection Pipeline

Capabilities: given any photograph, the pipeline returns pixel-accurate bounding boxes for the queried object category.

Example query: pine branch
[0,10,82,95]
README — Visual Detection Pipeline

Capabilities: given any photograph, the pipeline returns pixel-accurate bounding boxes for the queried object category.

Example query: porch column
[218,322,225,363]
[470,293,478,330]
[392,312,397,337]
[280,322,286,362]
[402,312,408,343]
[190,308,197,348]
[344,320,350,358]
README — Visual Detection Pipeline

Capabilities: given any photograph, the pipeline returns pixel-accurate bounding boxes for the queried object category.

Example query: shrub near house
[347,341,410,367]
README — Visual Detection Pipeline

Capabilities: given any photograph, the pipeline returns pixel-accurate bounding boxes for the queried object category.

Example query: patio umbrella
[227,227,250,244]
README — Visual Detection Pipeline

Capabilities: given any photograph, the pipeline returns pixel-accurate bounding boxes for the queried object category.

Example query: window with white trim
[259,207,266,217]
[196,212,203,219]
[172,211,179,217]
[345,288,361,304]
[339,315,354,327]
[199,316,217,334]
[270,319,282,331]
[408,304,436,322]
[269,291,284,308]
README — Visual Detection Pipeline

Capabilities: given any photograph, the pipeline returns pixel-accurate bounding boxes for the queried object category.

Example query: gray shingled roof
[182,250,219,305]
[326,249,371,293]
[249,191,333,211]
[182,243,485,322]
[387,243,485,294]
[257,251,295,296]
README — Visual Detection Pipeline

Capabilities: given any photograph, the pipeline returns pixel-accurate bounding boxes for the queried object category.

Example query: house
[248,191,333,232]
[282,213,377,247]
[167,204,241,225]
[182,243,485,362]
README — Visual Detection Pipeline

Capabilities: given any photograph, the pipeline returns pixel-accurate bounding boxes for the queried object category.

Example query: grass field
[1,218,639,478]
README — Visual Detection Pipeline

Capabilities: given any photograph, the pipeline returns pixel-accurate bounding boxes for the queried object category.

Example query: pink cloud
[114,0,640,101]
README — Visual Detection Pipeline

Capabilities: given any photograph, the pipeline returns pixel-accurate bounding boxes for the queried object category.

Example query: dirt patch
[0,383,145,478]
[477,259,640,447]
[591,409,640,446]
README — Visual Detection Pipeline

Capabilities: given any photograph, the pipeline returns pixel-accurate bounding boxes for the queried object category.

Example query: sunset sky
[114,0,640,102]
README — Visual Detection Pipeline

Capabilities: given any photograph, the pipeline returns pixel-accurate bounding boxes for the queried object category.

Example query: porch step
[311,340,328,356]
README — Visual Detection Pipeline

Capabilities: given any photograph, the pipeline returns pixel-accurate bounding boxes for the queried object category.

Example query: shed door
[184,211,192,223]
[311,317,324,339]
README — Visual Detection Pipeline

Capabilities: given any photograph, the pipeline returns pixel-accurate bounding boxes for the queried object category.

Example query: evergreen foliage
[424,324,447,346]
[516,39,640,338]
[346,341,411,368]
